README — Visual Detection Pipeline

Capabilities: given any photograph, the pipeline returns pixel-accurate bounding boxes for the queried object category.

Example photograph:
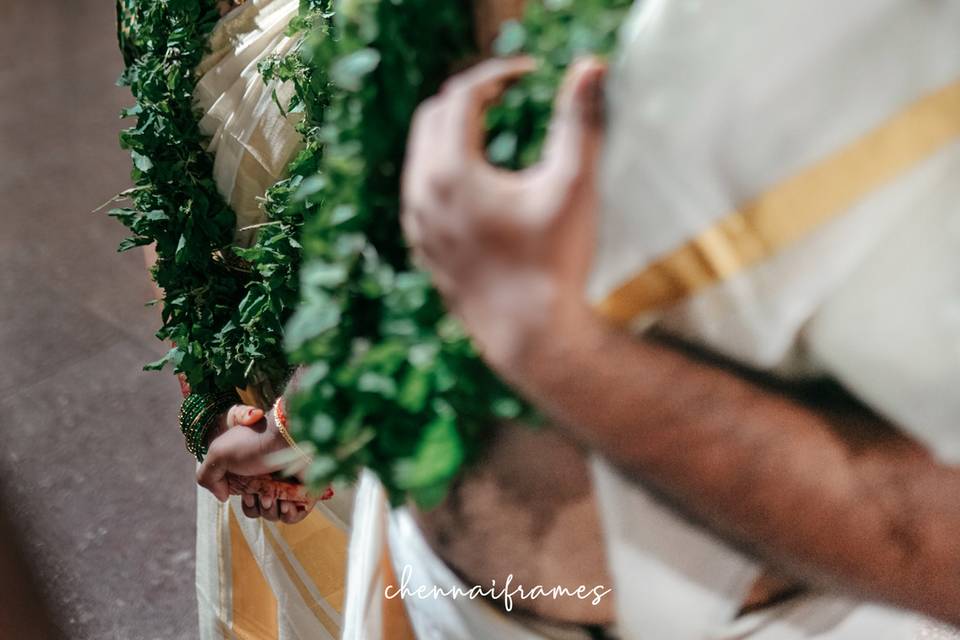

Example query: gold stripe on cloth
[596,79,960,325]
[229,512,280,640]
[263,520,342,638]
[277,511,349,614]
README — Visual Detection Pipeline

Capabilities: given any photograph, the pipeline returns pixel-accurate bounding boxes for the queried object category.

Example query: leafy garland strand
[114,0,328,397]
[286,0,632,507]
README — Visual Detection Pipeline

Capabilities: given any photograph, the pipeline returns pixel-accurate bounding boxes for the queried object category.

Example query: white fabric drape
[194,0,304,248]
[587,0,960,638]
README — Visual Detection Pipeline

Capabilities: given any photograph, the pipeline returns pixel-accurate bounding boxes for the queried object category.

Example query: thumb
[539,57,607,181]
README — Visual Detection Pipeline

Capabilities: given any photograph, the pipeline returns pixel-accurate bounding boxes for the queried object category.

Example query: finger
[402,96,446,214]
[196,449,230,503]
[286,498,316,525]
[278,500,299,524]
[400,191,432,254]
[283,504,311,525]
[237,405,264,427]
[443,57,536,160]
[241,493,261,519]
[258,494,280,522]
[225,404,263,429]
[404,96,443,180]
[539,57,607,181]
[400,188,423,249]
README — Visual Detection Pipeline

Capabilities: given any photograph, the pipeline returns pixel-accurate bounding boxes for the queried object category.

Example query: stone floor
[0,1,198,638]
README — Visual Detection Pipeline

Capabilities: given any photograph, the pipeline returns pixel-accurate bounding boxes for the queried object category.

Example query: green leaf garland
[286,0,633,507]
[114,0,330,396]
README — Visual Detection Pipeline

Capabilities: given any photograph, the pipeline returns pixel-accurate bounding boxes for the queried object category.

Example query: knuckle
[205,440,221,461]
[401,182,429,216]
[410,99,437,136]
[417,95,440,116]
[441,74,467,97]
[220,448,240,466]
[545,157,584,193]
[427,167,461,199]
[449,75,487,106]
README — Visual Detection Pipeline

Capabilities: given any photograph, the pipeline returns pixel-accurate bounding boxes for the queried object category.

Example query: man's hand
[197,405,315,525]
[400,53,960,626]
[402,57,606,371]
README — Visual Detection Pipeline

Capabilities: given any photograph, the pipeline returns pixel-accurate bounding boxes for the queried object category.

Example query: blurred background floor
[0,1,197,638]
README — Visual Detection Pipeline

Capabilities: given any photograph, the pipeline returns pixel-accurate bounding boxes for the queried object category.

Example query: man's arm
[401,58,960,624]
[505,305,960,623]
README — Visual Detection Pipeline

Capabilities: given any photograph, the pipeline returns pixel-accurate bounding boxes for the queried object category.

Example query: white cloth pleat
[194,0,303,248]
[341,471,388,640]
[196,487,232,640]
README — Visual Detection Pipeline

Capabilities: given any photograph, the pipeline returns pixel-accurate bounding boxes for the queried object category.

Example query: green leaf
[391,414,464,490]
[144,346,181,371]
[284,302,340,352]
[357,372,397,398]
[131,151,153,172]
[493,20,526,55]
[292,174,327,202]
[309,413,336,441]
[492,397,523,420]
[408,482,450,510]
[300,261,348,288]
[330,48,380,91]
[306,456,337,484]
[397,368,431,412]
[118,236,152,252]
[486,131,518,165]
[142,209,169,222]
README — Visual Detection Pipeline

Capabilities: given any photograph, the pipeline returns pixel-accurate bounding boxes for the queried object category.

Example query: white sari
[344,1,960,639]
[190,2,352,638]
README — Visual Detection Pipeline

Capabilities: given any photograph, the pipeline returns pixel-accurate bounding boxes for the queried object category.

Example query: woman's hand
[216,0,240,17]
[401,57,607,376]
[197,404,316,525]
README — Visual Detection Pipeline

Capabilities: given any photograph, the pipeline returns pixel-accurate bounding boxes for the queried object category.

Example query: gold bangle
[273,396,311,463]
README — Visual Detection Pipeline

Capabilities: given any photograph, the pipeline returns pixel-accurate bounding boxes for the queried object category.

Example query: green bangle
[179,391,238,462]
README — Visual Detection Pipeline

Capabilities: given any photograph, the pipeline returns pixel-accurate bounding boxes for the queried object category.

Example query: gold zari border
[596,80,960,325]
